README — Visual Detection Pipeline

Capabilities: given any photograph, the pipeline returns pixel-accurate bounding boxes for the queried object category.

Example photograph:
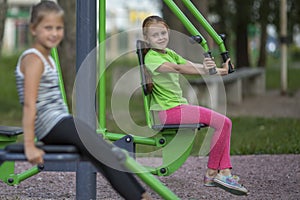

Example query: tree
[233,0,253,68]
[0,0,8,55]
[57,0,76,108]
[211,0,253,68]
[257,0,271,67]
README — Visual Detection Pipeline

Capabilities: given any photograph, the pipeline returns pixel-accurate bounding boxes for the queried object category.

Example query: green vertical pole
[182,0,227,52]
[51,48,69,110]
[98,0,106,133]
[163,0,209,52]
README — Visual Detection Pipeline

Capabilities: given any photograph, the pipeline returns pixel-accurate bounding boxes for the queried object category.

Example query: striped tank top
[15,48,70,139]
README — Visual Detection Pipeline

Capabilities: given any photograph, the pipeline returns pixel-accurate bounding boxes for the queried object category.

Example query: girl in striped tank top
[15,1,151,199]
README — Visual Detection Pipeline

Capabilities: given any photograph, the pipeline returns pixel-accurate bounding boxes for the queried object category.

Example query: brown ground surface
[0,89,299,199]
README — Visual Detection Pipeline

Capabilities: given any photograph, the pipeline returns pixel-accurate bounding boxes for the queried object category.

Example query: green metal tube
[98,0,107,133]
[16,166,41,184]
[143,96,152,129]
[124,156,180,200]
[163,0,209,52]
[51,48,69,109]
[5,166,41,186]
[182,0,227,52]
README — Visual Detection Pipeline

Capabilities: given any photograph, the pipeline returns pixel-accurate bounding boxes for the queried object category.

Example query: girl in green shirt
[142,15,248,196]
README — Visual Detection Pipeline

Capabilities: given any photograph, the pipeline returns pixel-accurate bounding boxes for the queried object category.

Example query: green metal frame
[51,48,68,108]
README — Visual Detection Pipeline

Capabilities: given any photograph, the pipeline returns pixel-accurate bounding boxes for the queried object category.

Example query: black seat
[0,126,23,136]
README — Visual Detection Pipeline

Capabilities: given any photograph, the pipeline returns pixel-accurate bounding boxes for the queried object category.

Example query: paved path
[227,89,300,119]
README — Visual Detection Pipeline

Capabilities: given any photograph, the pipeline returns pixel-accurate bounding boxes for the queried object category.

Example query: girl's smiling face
[31,13,64,50]
[145,23,169,50]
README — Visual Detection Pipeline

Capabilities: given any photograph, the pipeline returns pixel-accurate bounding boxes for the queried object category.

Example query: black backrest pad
[136,40,153,95]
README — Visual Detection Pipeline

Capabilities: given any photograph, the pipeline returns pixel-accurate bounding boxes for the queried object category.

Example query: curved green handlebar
[163,0,209,52]
[164,0,235,73]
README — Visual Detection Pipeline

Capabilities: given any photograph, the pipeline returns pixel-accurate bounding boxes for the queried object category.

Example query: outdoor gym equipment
[0,0,235,199]
[98,0,235,176]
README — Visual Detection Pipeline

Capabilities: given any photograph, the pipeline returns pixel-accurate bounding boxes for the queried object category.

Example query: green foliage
[0,54,22,126]
[290,45,300,61]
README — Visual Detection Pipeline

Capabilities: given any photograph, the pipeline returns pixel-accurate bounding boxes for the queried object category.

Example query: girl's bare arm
[157,58,232,76]
[21,54,45,165]
[156,58,216,75]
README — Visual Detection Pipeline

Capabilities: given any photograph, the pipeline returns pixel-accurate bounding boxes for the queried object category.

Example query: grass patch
[266,67,300,94]
[187,117,300,156]
[230,117,300,155]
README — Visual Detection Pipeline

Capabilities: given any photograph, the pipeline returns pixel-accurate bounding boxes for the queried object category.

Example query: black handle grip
[221,51,234,73]
[203,52,217,75]
[189,35,203,44]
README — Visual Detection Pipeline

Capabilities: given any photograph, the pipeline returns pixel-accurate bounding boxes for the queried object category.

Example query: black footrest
[0,151,80,162]
[0,144,80,163]
[152,123,207,131]
[0,126,23,136]
[5,143,78,153]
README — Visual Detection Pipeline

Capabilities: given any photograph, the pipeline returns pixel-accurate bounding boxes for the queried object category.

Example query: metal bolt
[159,139,165,145]
[125,137,131,143]
[7,178,14,184]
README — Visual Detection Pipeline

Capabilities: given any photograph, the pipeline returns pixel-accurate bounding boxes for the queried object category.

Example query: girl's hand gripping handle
[221,51,235,73]
[203,52,217,75]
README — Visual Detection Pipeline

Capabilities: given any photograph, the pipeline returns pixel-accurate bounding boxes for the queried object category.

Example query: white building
[3,0,40,54]
[106,0,161,32]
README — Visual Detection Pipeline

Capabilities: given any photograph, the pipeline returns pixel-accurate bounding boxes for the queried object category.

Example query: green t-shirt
[144,48,188,111]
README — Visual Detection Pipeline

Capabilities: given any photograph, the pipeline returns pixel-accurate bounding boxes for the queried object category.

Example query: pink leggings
[158,104,232,170]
